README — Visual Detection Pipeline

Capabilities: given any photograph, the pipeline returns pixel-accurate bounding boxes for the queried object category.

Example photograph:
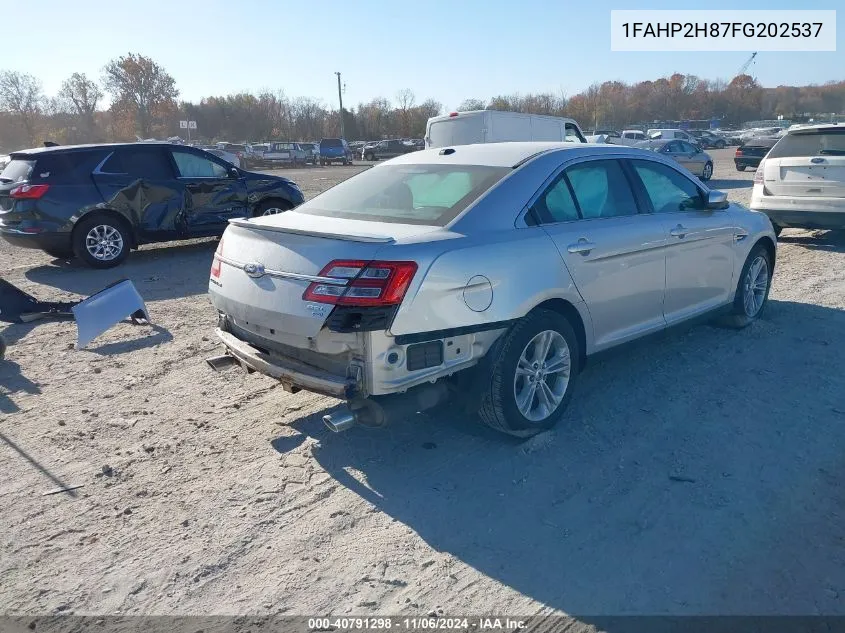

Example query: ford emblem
[811,157,825,164]
[243,262,265,278]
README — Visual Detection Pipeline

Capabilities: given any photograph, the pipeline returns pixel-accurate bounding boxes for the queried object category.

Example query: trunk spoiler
[228,218,395,244]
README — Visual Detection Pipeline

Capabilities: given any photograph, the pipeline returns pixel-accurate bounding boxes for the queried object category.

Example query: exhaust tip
[323,412,356,433]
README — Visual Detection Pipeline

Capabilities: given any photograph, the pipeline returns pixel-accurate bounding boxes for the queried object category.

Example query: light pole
[335,71,345,139]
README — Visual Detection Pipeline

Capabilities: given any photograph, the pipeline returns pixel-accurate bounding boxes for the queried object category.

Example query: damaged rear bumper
[211,328,359,399]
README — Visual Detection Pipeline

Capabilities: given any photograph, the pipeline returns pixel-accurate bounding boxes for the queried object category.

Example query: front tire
[72,215,131,269]
[701,162,713,181]
[478,309,580,437]
[720,244,773,329]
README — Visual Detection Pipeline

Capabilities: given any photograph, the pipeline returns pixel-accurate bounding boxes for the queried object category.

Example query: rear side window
[171,150,228,178]
[1,159,35,183]
[564,160,638,219]
[768,129,845,158]
[104,148,173,179]
[630,159,705,213]
[30,151,105,183]
[530,175,580,224]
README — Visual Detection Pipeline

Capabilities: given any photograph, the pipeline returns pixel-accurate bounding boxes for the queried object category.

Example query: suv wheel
[72,215,131,269]
[254,199,293,217]
[701,162,713,181]
[478,309,580,437]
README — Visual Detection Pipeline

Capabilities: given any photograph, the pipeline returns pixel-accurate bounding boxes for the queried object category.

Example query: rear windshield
[768,129,845,158]
[320,138,343,148]
[0,159,35,183]
[293,164,510,226]
[224,144,246,151]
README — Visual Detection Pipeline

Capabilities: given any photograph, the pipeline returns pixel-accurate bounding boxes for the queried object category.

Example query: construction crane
[736,52,758,77]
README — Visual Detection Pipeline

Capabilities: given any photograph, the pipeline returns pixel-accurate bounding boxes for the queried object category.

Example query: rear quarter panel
[387,228,591,341]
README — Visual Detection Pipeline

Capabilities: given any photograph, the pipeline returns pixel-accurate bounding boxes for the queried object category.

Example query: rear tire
[719,244,773,329]
[701,162,713,181]
[736,164,747,172]
[478,309,580,437]
[72,214,131,269]
[0,334,6,360]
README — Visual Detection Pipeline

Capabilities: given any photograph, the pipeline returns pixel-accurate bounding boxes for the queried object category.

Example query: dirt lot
[2,149,845,621]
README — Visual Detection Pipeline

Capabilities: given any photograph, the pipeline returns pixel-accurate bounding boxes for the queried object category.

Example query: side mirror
[229,167,240,178]
[706,190,729,210]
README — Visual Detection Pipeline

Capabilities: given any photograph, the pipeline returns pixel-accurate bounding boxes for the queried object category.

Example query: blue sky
[5,0,842,111]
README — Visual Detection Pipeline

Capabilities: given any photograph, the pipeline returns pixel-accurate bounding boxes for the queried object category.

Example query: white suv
[750,124,845,235]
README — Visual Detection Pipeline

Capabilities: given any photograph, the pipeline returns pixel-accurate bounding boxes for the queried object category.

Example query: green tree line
[1,53,844,151]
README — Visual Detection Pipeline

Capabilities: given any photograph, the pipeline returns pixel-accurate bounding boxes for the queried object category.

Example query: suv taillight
[303,260,418,307]
[754,162,765,185]
[9,184,49,200]
[735,148,743,157]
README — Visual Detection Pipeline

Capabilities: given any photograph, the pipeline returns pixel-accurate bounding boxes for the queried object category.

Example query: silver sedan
[635,139,714,181]
[207,142,776,437]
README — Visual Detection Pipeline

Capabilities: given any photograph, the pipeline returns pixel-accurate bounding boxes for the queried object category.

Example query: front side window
[293,164,509,226]
[565,123,585,143]
[630,159,705,213]
[565,160,638,219]
[171,151,228,178]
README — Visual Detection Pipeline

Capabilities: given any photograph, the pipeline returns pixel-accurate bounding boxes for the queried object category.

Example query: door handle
[567,238,596,255]
[669,225,687,239]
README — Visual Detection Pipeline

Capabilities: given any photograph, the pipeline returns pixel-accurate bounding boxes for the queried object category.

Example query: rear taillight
[303,260,418,307]
[735,148,743,157]
[754,163,765,185]
[9,184,49,200]
[210,238,224,278]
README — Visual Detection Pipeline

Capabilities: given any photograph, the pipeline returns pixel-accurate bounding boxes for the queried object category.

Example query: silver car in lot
[635,139,714,181]
[206,142,776,437]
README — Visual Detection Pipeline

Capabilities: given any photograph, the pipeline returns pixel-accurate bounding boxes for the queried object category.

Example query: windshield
[0,159,35,183]
[768,129,845,158]
[293,164,509,226]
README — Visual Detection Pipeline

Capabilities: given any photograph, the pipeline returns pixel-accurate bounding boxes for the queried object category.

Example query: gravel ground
[2,150,845,622]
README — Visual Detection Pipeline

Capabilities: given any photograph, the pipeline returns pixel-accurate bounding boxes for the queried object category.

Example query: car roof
[788,123,845,134]
[10,142,191,156]
[382,142,652,168]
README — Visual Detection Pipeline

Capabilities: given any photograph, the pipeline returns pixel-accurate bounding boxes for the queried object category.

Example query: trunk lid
[209,212,435,339]
[763,156,845,197]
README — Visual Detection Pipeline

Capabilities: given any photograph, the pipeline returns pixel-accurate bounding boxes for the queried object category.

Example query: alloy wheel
[743,255,769,317]
[85,224,124,261]
[513,329,571,422]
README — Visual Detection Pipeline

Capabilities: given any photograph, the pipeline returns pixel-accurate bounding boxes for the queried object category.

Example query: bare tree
[457,98,485,111]
[102,53,178,137]
[58,72,103,137]
[0,71,43,145]
[395,89,416,136]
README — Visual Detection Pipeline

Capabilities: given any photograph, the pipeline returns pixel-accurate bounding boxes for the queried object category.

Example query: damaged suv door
[168,147,249,235]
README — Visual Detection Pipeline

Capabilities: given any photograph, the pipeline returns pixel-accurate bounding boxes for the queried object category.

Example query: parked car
[0,143,304,268]
[263,142,308,167]
[299,142,320,165]
[319,138,353,165]
[634,139,714,181]
[362,139,417,161]
[750,123,845,235]
[216,143,247,165]
[206,148,242,168]
[646,128,697,143]
[734,137,777,171]
[244,144,270,168]
[689,130,727,149]
[609,130,648,146]
[349,141,368,155]
[0,155,10,170]
[425,110,586,148]
[206,142,775,438]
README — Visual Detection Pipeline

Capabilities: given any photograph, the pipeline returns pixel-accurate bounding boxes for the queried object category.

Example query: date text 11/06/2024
[307,617,527,630]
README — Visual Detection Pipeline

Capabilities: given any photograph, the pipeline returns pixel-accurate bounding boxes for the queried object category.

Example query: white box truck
[425,110,587,149]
